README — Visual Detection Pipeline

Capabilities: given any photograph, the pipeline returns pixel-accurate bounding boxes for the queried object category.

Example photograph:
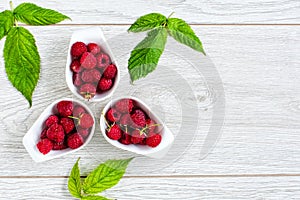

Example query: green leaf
[3,27,40,107]
[81,196,111,200]
[68,158,82,198]
[167,18,206,55]
[128,27,168,82]
[14,3,70,25]
[128,13,167,32]
[0,10,14,40]
[83,158,133,195]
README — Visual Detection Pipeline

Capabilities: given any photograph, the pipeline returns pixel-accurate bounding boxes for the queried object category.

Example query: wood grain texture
[0,0,300,24]
[0,0,299,198]
[0,26,299,176]
[1,176,300,199]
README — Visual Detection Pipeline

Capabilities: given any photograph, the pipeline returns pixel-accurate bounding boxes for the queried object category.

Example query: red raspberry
[115,99,134,113]
[87,43,101,55]
[67,133,84,149]
[79,83,97,99]
[60,118,75,134]
[147,130,156,138]
[81,70,93,83]
[106,124,122,140]
[139,138,146,145]
[98,78,112,91]
[52,142,67,150]
[57,101,73,117]
[103,64,117,79]
[77,127,89,138]
[79,113,94,129]
[90,69,101,82]
[97,53,110,69]
[131,130,145,144]
[45,115,59,128]
[106,108,121,123]
[40,128,48,139]
[73,73,82,87]
[37,138,53,155]
[80,52,97,69]
[146,133,162,148]
[71,42,87,57]
[81,69,101,83]
[145,119,154,132]
[131,109,146,128]
[119,131,131,145]
[46,123,65,143]
[70,60,81,73]
[118,114,132,126]
[73,106,86,117]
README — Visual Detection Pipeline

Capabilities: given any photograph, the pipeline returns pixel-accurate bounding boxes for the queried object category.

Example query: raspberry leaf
[81,196,111,200]
[128,13,206,81]
[128,13,167,33]
[128,27,168,82]
[82,158,133,194]
[167,18,206,55]
[0,10,14,40]
[3,27,40,107]
[0,2,70,107]
[13,3,70,25]
[68,158,82,198]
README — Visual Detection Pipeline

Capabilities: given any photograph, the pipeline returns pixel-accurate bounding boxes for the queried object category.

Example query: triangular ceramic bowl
[65,27,120,102]
[100,96,174,159]
[23,98,95,162]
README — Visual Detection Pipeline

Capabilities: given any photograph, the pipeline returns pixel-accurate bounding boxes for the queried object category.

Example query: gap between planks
[19,23,300,26]
[1,174,300,179]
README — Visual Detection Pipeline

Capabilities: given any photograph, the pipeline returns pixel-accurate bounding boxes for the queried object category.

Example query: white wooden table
[0,0,300,199]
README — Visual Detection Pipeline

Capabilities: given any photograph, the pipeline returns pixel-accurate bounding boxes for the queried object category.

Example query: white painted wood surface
[1,176,300,200]
[0,26,299,175]
[0,0,300,24]
[0,0,299,199]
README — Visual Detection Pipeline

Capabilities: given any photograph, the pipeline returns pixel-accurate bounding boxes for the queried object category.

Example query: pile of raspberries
[37,101,94,155]
[105,98,163,148]
[70,41,118,100]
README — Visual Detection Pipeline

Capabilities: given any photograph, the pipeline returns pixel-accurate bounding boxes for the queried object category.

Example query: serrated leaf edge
[68,158,82,198]
[82,158,133,195]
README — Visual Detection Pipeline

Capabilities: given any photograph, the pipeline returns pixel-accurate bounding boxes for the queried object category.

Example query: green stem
[9,1,18,27]
[102,114,112,129]
[150,124,161,127]
[167,12,175,18]
[68,116,80,120]
[140,123,161,132]
[9,1,14,11]
[14,19,19,27]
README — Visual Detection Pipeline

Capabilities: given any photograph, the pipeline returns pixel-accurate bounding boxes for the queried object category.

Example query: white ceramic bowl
[100,96,174,159]
[65,27,120,102]
[23,98,96,162]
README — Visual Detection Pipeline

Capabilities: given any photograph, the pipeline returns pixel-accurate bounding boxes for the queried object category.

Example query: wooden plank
[1,176,300,199]
[0,26,299,176]
[0,0,299,24]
